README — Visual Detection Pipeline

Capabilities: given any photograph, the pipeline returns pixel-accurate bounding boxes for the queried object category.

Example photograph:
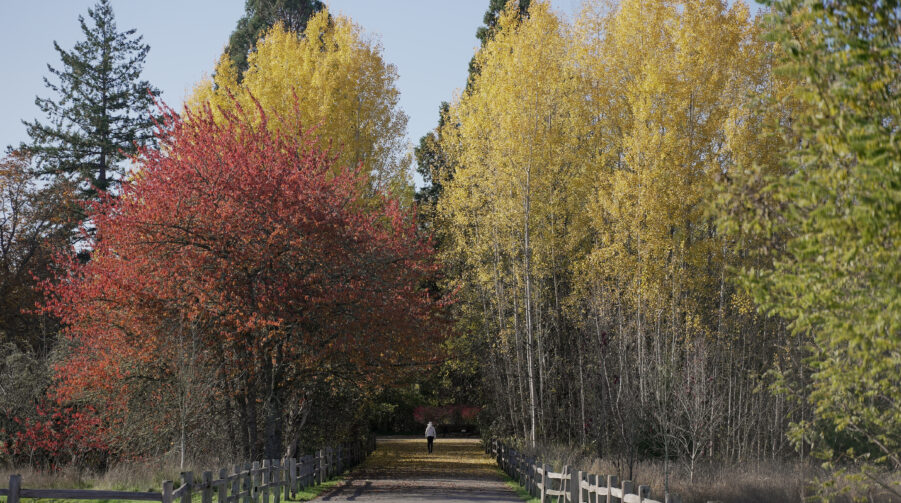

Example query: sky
[0,0,582,171]
[0,0,758,180]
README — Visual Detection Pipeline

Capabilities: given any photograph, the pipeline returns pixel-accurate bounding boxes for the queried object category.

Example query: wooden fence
[0,436,376,503]
[488,439,681,503]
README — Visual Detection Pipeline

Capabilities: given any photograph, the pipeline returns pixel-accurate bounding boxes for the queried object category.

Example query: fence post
[540,464,550,503]
[329,447,334,478]
[521,452,526,484]
[202,471,213,503]
[571,470,582,503]
[606,475,617,503]
[8,474,22,503]
[272,459,281,503]
[232,465,242,503]
[287,458,296,497]
[180,471,194,503]
[519,452,525,486]
[301,456,308,492]
[283,458,292,502]
[262,460,271,503]
[161,480,173,503]
[218,468,228,503]
[243,462,253,503]
[251,461,260,503]
[300,456,307,489]
[638,485,650,502]
[318,449,326,484]
[621,480,634,501]
[594,474,604,503]
[587,474,596,503]
[231,465,240,503]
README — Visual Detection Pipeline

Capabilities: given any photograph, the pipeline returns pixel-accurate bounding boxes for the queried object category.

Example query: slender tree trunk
[522,164,537,448]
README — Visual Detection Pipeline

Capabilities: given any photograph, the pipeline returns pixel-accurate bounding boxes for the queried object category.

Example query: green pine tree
[475,0,531,45]
[226,0,324,78]
[23,0,160,201]
[413,102,450,209]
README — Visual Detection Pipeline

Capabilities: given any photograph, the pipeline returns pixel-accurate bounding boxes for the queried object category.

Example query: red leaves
[41,98,447,457]
[9,402,106,470]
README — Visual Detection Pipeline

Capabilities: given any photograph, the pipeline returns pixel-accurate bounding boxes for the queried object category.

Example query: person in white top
[425,421,437,454]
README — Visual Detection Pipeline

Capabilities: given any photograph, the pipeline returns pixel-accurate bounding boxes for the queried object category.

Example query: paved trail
[313,437,522,502]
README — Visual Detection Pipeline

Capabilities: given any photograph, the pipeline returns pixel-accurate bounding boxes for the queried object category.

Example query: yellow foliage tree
[578,0,758,329]
[188,10,409,195]
[569,0,778,477]
[439,0,587,446]
[438,0,796,472]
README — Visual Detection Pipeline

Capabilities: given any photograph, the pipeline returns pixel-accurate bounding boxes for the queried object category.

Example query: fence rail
[2,436,376,503]
[488,439,680,503]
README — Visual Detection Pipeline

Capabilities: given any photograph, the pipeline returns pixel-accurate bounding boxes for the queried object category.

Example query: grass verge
[291,476,345,501]
[0,474,351,503]
[495,467,538,503]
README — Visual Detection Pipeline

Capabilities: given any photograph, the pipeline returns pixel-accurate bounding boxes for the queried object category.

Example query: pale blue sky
[0,1,582,162]
[0,0,758,177]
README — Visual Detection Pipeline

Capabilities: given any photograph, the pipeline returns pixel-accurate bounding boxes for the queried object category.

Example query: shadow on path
[315,437,522,502]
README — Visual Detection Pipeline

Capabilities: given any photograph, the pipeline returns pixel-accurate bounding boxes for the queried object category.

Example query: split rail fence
[489,439,681,503]
[1,437,375,503]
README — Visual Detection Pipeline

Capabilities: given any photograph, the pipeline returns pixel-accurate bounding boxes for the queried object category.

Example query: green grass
[0,474,352,503]
[495,467,539,503]
[290,477,345,501]
[0,499,166,503]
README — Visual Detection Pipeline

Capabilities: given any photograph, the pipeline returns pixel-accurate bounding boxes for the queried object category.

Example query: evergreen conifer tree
[23,0,159,201]
[226,0,324,78]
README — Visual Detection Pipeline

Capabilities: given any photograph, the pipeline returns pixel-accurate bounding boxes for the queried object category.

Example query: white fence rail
[488,439,681,503]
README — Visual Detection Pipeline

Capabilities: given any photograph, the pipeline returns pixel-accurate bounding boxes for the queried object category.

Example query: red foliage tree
[43,101,447,459]
[9,402,106,470]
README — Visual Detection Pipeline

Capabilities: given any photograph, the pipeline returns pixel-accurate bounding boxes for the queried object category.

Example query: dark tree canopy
[22,0,159,201]
[413,102,450,208]
[0,152,73,354]
[226,0,325,77]
[475,0,531,45]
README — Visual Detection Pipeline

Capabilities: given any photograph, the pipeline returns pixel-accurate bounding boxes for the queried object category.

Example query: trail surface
[313,437,522,502]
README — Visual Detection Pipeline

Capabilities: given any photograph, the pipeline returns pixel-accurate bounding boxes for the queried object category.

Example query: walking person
[425,421,436,454]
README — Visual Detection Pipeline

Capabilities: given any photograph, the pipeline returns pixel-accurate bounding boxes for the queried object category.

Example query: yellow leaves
[186,9,408,195]
[569,0,768,311]
[731,291,756,317]
[439,0,776,348]
[440,1,587,286]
